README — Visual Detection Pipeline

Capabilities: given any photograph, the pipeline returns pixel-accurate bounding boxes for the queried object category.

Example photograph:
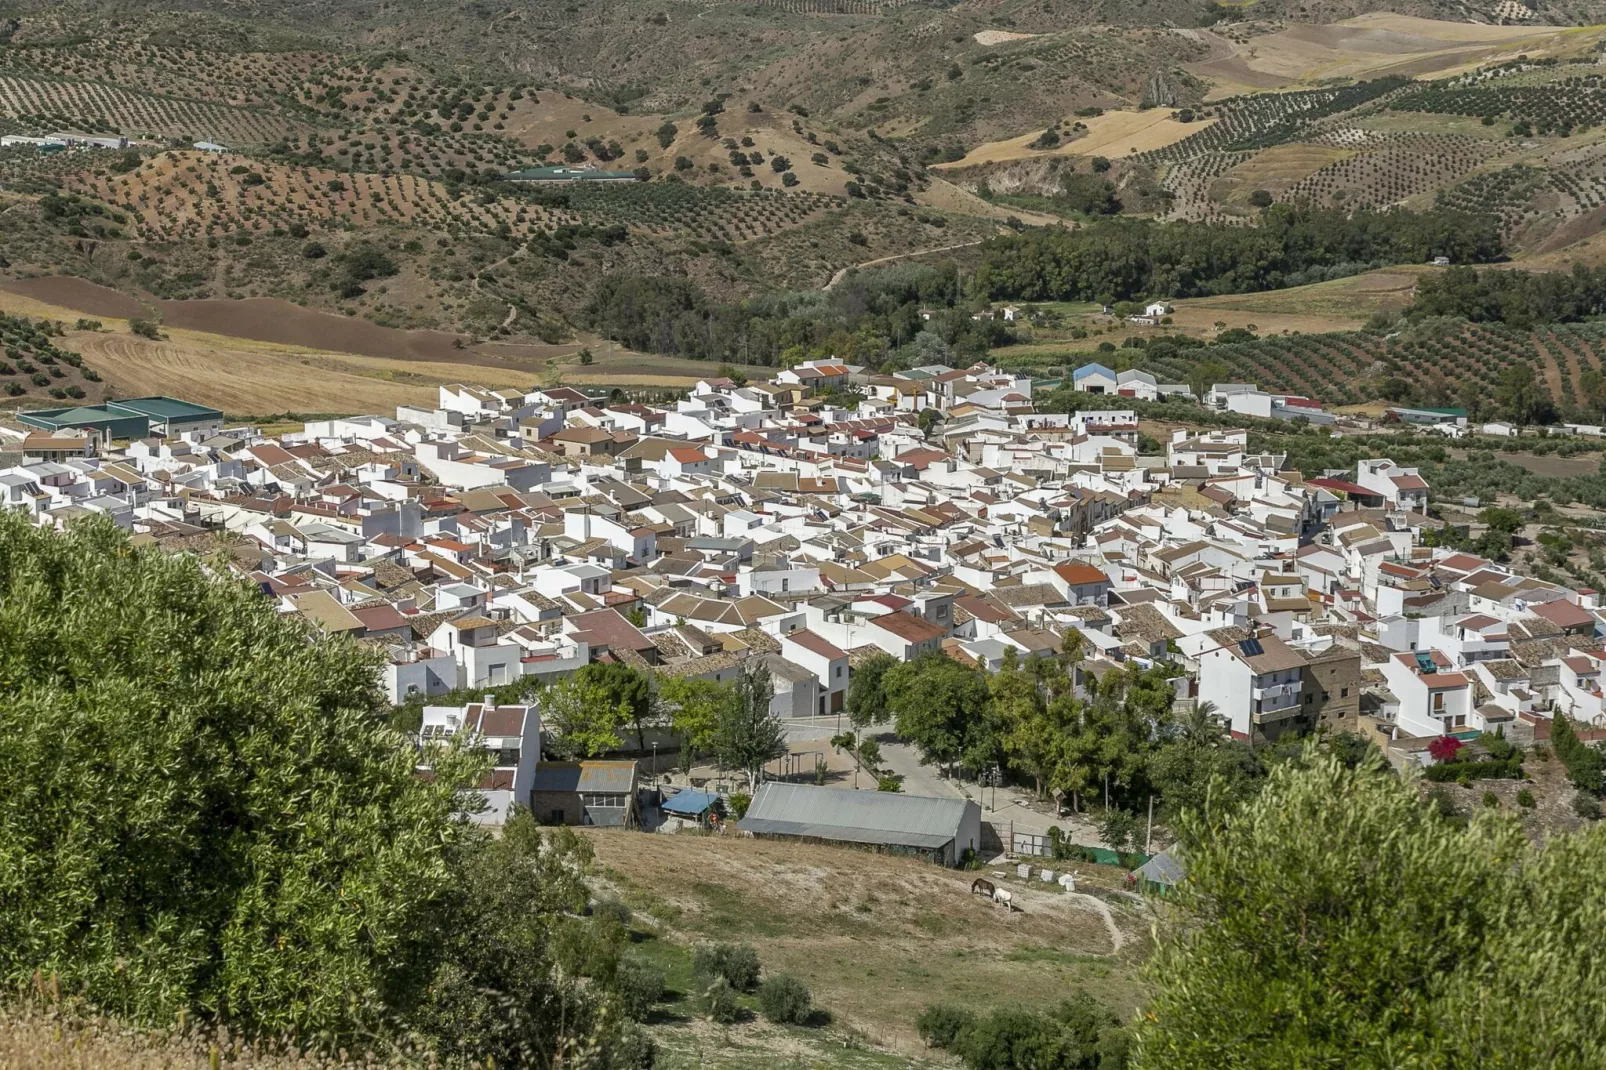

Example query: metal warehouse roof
[111,396,223,419]
[740,783,971,850]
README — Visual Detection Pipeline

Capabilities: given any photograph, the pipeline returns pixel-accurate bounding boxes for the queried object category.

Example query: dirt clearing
[935,109,1214,169]
[1177,270,1420,324]
[974,30,1039,46]
[0,277,149,319]
[586,830,1147,1053]
[156,298,474,363]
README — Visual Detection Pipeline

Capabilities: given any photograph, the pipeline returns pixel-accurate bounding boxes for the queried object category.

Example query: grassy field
[1169,270,1422,328]
[1208,143,1355,206]
[584,830,1149,1059]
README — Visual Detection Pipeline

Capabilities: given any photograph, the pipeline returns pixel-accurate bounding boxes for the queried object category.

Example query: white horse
[993,887,1014,911]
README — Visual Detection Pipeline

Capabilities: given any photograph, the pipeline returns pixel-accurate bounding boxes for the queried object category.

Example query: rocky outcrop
[1141,70,1180,109]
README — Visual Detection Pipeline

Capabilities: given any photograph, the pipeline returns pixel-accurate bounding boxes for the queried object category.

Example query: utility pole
[1145,795,1154,855]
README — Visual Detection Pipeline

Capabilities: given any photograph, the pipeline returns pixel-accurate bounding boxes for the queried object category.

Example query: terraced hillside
[1005,320,1606,413]
[62,151,841,244]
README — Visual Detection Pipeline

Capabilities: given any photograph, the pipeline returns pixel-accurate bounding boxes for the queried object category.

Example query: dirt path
[823,239,987,290]
[1069,892,1126,954]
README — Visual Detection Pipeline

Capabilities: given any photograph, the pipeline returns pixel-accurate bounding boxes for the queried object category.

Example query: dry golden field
[585,830,1147,1054]
[935,109,1216,169]
[1192,14,1606,94]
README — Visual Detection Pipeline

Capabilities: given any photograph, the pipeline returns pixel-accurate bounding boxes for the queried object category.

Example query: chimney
[483,693,496,712]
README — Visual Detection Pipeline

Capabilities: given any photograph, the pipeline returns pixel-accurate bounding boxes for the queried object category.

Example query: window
[1431,692,1445,712]
[835,665,843,678]
[1341,687,1349,698]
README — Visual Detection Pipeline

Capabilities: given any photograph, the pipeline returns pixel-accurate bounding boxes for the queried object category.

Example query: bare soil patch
[64,330,524,415]
[155,298,473,363]
[973,30,1039,46]
[0,276,149,320]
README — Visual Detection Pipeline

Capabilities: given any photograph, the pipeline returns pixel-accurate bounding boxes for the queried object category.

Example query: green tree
[1493,362,1554,426]
[0,515,621,1062]
[660,674,732,765]
[578,660,656,752]
[847,652,897,727]
[885,653,990,776]
[1098,809,1136,852]
[713,661,786,792]
[993,649,1061,797]
[541,671,629,758]
[1136,747,1606,1069]
[1478,506,1524,534]
[1550,710,1604,794]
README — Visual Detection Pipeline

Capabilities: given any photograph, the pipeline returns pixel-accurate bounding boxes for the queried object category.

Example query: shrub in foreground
[1136,746,1606,1068]
[916,1003,976,1049]
[692,942,761,991]
[614,958,665,1022]
[0,516,628,1066]
[702,977,741,1024]
[758,974,812,1025]
[918,994,1128,1069]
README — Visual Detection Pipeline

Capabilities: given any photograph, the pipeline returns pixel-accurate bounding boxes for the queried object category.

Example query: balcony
[1253,682,1302,721]
[1253,681,1301,704]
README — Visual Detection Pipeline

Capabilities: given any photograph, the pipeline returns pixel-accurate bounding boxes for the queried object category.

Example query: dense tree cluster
[971,205,1503,304]
[0,516,651,1067]
[850,647,1353,831]
[1136,749,1606,1069]
[586,262,1015,367]
[1409,263,1606,327]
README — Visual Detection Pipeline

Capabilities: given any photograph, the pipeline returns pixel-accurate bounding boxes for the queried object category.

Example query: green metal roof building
[20,396,223,440]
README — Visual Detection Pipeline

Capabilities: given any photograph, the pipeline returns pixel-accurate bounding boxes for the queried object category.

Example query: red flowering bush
[1428,735,1465,763]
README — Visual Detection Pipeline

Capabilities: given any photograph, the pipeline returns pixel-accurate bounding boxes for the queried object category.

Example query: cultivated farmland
[65,151,840,243]
[0,74,300,145]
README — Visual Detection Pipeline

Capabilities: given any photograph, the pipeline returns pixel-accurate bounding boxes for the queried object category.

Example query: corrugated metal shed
[531,760,637,793]
[1134,848,1185,888]
[740,783,968,850]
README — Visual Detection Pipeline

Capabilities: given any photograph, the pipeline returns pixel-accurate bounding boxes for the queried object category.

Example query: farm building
[20,396,223,441]
[1386,406,1466,427]
[530,759,640,828]
[1072,363,1118,394]
[739,782,982,867]
[503,165,637,183]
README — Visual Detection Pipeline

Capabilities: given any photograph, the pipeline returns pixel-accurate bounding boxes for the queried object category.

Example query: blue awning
[662,790,719,816]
